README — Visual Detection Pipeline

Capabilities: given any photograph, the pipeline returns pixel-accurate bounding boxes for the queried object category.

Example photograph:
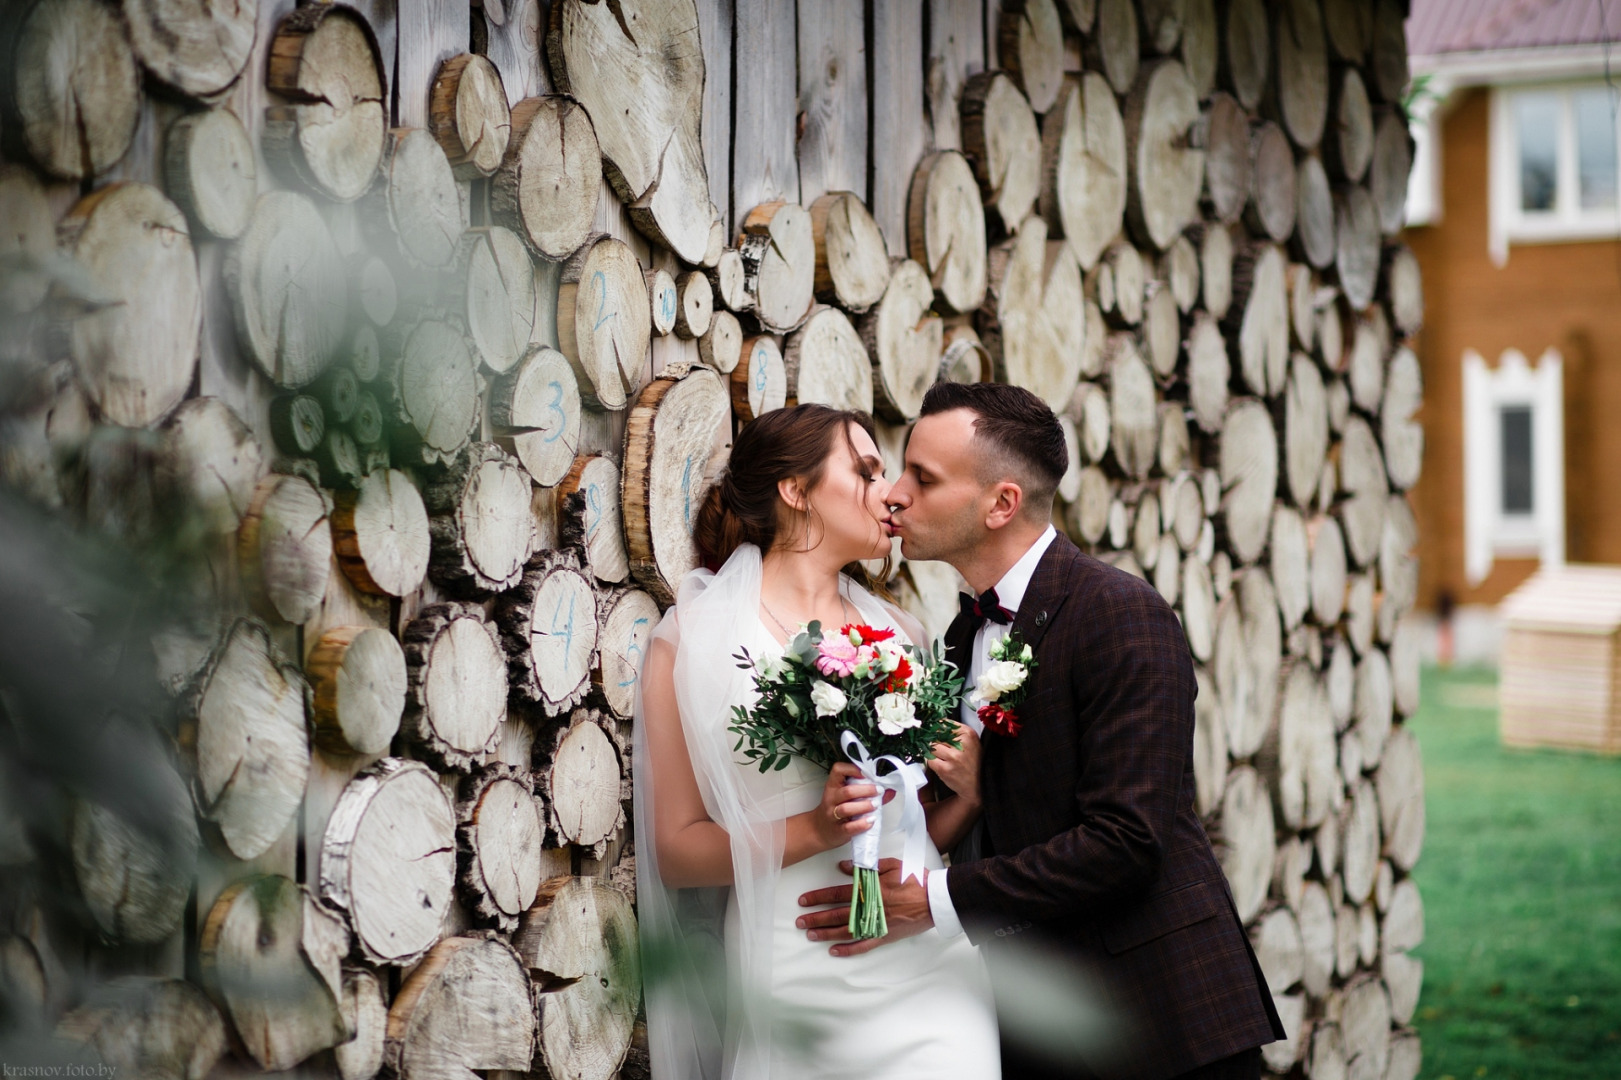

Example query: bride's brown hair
[694,404,891,584]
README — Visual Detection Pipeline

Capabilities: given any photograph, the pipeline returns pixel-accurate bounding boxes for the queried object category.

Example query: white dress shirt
[928,524,1057,939]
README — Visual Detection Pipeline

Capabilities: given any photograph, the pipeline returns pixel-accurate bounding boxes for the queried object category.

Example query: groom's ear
[984,481,1023,529]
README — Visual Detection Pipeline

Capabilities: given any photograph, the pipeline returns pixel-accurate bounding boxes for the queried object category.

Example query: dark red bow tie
[960,588,1014,628]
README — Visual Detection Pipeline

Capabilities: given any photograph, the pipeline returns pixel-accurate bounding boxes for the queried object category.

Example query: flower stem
[847,866,888,940]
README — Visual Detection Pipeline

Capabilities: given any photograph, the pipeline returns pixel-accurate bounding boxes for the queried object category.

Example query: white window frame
[1463,348,1564,586]
[1488,82,1621,264]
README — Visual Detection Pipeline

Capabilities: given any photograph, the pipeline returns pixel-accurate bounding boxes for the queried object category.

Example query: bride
[633,404,1001,1079]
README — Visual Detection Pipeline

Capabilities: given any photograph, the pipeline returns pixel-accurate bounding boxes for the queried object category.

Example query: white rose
[974,659,1027,703]
[1020,643,1034,662]
[876,640,905,674]
[810,680,848,717]
[874,692,919,736]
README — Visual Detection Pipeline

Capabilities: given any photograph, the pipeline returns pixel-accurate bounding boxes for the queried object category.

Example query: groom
[797,383,1284,1080]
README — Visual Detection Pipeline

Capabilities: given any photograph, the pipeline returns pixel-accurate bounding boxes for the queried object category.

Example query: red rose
[840,623,894,644]
[978,703,1023,738]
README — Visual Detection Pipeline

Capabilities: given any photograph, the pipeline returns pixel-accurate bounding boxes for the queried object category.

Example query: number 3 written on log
[619,616,651,688]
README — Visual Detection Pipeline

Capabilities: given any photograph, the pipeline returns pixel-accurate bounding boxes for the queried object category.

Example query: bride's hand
[815,763,880,851]
[926,724,982,807]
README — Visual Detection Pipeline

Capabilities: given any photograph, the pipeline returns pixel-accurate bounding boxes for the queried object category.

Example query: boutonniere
[969,631,1037,737]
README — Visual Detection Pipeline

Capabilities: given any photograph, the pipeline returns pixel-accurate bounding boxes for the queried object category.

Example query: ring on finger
[832,804,842,821]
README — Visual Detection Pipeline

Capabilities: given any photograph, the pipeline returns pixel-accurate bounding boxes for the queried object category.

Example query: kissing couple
[632,382,1285,1080]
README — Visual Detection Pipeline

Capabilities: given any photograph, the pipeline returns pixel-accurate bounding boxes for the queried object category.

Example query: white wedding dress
[634,545,1000,1080]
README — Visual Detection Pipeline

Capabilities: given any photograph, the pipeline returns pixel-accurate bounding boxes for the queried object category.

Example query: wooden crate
[1499,565,1621,754]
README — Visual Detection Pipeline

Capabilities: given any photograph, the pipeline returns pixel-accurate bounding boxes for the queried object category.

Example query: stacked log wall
[0,1,1424,1078]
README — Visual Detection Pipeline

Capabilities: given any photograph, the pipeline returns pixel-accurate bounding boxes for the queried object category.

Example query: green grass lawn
[1411,664,1621,1079]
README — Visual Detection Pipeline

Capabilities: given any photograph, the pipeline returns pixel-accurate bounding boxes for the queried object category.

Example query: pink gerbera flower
[815,635,859,677]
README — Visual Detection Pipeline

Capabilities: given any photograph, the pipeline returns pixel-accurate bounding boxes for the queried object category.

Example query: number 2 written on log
[619,616,651,687]
[591,270,617,332]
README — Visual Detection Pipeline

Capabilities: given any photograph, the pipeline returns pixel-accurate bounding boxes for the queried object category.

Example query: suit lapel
[1008,533,1079,650]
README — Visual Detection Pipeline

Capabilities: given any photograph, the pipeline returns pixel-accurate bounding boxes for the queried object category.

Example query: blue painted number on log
[592,270,617,331]
[619,616,651,687]
[585,482,602,541]
[551,589,576,657]
[681,455,695,530]
[543,380,565,442]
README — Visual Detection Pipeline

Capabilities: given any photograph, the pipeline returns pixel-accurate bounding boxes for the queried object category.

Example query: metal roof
[1409,0,1621,57]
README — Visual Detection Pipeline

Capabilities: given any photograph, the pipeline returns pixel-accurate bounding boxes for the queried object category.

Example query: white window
[1489,83,1621,263]
[1463,348,1564,586]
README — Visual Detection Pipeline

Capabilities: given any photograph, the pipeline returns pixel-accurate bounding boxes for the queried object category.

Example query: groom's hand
[796,859,935,957]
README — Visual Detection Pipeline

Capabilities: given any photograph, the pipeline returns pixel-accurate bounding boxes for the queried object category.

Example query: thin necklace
[762,586,854,639]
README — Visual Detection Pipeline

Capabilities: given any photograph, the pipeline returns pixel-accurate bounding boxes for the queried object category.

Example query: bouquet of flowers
[729,621,964,939]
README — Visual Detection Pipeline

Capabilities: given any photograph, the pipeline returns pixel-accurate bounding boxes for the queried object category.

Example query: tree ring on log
[499,550,601,716]
[862,261,943,421]
[809,192,891,314]
[961,71,1042,234]
[227,191,347,389]
[164,108,257,240]
[238,472,333,625]
[306,626,406,755]
[402,603,508,771]
[462,226,538,376]
[456,763,544,929]
[387,319,480,466]
[787,305,875,414]
[491,95,600,261]
[430,53,511,179]
[534,709,628,857]
[559,234,650,410]
[557,454,630,584]
[739,202,816,334]
[907,151,989,313]
[384,932,536,1080]
[424,442,538,596]
[332,468,431,598]
[593,588,660,721]
[490,346,583,488]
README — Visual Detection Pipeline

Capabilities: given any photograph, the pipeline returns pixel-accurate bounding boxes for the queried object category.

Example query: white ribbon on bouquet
[839,729,929,886]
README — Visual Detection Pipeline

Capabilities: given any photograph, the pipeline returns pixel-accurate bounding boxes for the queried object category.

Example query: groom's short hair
[919,382,1067,516]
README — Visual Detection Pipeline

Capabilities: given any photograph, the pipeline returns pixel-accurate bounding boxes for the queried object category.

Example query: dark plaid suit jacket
[944,534,1284,1080]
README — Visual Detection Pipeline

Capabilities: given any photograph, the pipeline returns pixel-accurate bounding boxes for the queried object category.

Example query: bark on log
[164,108,257,241]
[979,223,1085,412]
[56,977,226,1080]
[621,365,732,604]
[198,875,349,1071]
[1213,765,1275,925]
[1193,92,1252,225]
[402,603,509,771]
[430,53,511,179]
[227,191,347,389]
[1245,121,1297,243]
[490,346,584,488]
[332,468,431,598]
[491,96,600,262]
[264,4,387,202]
[385,933,536,1080]
[907,150,989,313]
[424,443,538,596]
[739,201,816,333]
[456,764,545,930]
[547,0,711,263]
[1217,399,1278,564]
[320,757,458,967]
[1088,0,1139,95]
[3,0,141,180]
[535,710,628,857]
[790,305,876,414]
[238,472,333,625]
[1335,184,1381,311]
[940,324,993,384]
[1218,0,1268,111]
[1040,73,1128,271]
[1125,60,1206,251]
[515,877,641,1080]
[558,455,630,585]
[462,226,537,376]
[1268,0,1328,150]
[674,271,714,339]
[559,234,651,409]
[1382,345,1424,491]
[1295,154,1336,270]
[699,311,744,374]
[307,626,406,756]
[69,757,198,944]
[962,71,1043,234]
[57,184,201,428]
[594,587,661,721]
[731,335,789,421]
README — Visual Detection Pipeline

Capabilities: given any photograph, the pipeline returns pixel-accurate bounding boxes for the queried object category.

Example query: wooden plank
[870,0,929,257]
[696,0,734,236]
[396,0,471,128]
[928,0,987,151]
[731,0,798,223]
[796,0,868,205]
[481,0,551,104]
